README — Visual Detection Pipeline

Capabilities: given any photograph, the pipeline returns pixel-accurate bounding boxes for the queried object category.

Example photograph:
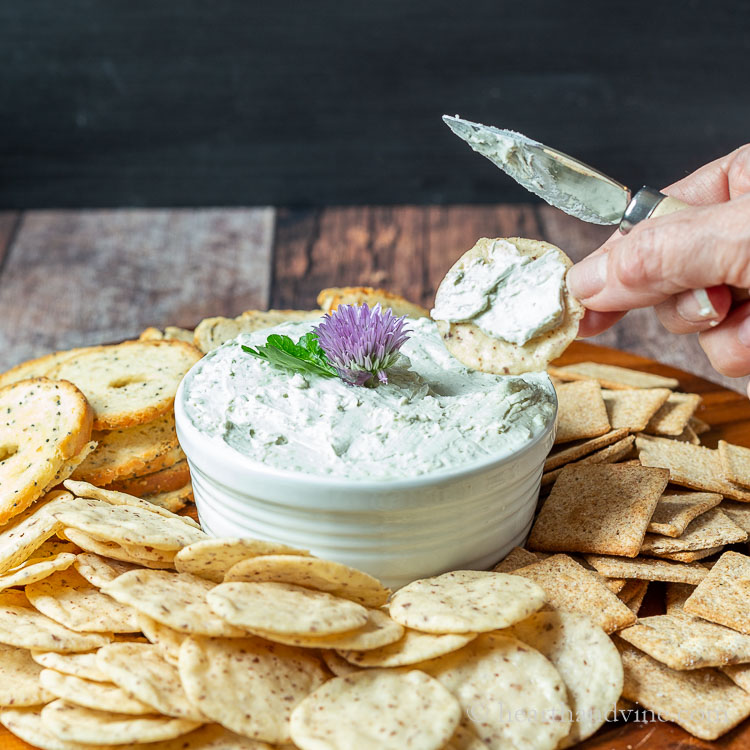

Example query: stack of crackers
[496,360,750,741]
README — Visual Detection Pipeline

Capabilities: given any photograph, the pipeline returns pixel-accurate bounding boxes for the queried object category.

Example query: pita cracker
[0,644,53,707]
[62,528,176,569]
[0,552,76,591]
[647,491,722,537]
[73,553,141,588]
[512,554,636,634]
[433,238,585,375]
[584,554,709,584]
[602,388,671,431]
[640,508,747,555]
[683,551,750,635]
[39,669,154,714]
[645,392,702,436]
[543,428,629,472]
[636,435,750,501]
[548,362,679,390]
[321,649,361,677]
[553,381,611,444]
[528,464,668,557]
[30,651,109,683]
[617,639,750,740]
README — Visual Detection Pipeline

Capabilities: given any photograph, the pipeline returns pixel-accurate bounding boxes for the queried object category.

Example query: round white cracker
[225,554,390,608]
[421,632,572,750]
[31,651,109,683]
[320,649,361,677]
[50,340,203,430]
[290,668,461,750]
[178,635,328,744]
[207,581,369,636]
[0,552,77,592]
[73,553,141,588]
[40,699,201,744]
[508,611,624,747]
[0,643,53,707]
[101,569,247,637]
[175,537,311,583]
[434,237,584,375]
[389,570,546,633]
[137,612,186,666]
[39,669,154,714]
[25,568,141,633]
[339,629,477,668]
[62,528,176,569]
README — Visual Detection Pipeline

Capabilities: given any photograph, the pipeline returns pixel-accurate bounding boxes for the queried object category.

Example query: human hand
[567,144,750,378]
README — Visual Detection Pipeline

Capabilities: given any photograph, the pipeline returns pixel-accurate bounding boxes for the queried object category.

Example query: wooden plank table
[1,205,749,748]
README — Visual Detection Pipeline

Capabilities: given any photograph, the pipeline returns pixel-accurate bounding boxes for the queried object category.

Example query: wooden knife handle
[650,194,690,218]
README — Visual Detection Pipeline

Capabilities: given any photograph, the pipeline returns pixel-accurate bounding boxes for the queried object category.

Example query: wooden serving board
[3,340,750,750]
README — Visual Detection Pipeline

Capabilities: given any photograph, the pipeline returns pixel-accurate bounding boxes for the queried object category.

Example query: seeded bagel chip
[39,669,154,714]
[420,633,571,750]
[97,642,206,721]
[108,458,190,497]
[208,581,369,636]
[509,611,623,747]
[547,361,680,390]
[50,496,205,551]
[584,554,709,584]
[554,381,611,443]
[647,491,723,537]
[25,568,141,633]
[618,639,750,740]
[30,651,109,683]
[319,286,429,318]
[179,635,328,744]
[142,483,193,513]
[0,379,93,524]
[103,569,247,637]
[601,388,671,431]
[40,699,201,745]
[433,238,585,375]
[683,551,750,634]
[175,537,310,583]
[543,428,629,472]
[245,607,404,650]
[50,340,202,430]
[0,644,53,708]
[62,528,176,569]
[0,552,76,592]
[388,570,546,634]
[645,392,702,436]
[513,554,636,633]
[339,629,476,668]
[528,464,668,557]
[225,554,390,607]
[619,614,750,670]
[290,668,460,750]
[0,593,110,652]
[0,346,95,388]
[640,508,747,555]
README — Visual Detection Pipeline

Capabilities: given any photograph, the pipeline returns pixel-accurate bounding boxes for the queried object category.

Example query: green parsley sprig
[242,332,338,379]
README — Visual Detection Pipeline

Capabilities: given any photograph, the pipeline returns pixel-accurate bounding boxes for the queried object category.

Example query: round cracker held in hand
[290,669,461,750]
[389,570,546,634]
[50,340,203,430]
[433,237,584,375]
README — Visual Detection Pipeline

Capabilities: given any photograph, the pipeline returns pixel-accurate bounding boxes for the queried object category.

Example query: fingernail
[738,316,750,348]
[676,289,720,326]
[567,253,608,300]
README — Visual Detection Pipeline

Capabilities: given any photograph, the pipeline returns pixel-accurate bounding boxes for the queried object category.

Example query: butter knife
[443,115,688,234]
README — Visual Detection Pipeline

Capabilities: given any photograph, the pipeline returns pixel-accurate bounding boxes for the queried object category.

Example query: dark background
[1,0,748,208]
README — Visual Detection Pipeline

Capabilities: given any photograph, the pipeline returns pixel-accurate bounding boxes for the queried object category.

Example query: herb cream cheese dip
[431,238,567,345]
[183,317,555,481]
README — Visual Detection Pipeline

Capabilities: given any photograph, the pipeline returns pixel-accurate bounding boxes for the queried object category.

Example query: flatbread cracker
[584,554,709,584]
[137,613,186,666]
[388,570,546,634]
[0,552,76,592]
[640,508,747,555]
[647,491,723,537]
[175,537,310,583]
[224,555,390,608]
[601,388,671,431]
[62,528,176,569]
[290,669,460,750]
[433,238,585,375]
[636,435,750,501]
[553,380,611,444]
[543,428,629,472]
[50,340,202,430]
[547,362,679,390]
[179,635,328,744]
[528,464,669,557]
[0,644,53,707]
[30,651,109,683]
[512,554,636,633]
[619,613,750,670]
[39,669,154,714]
[73,553,141,588]
[683,551,750,635]
[645,392,702,436]
[617,639,750,740]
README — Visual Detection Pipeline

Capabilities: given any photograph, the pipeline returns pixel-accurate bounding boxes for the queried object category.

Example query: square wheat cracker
[640,508,747,555]
[647,491,722,537]
[548,362,679,390]
[541,436,634,487]
[601,388,671,432]
[645,392,702,436]
[553,381,611,444]
[528,464,668,557]
[584,554,709,584]
[718,440,750,489]
[544,428,629,472]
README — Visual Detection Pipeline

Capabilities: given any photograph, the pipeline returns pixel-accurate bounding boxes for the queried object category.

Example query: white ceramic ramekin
[175,377,556,589]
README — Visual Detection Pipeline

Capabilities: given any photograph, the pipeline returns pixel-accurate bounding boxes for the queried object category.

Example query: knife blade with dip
[442,114,689,233]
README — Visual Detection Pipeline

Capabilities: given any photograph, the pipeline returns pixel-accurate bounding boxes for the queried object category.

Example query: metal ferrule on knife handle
[620,187,690,234]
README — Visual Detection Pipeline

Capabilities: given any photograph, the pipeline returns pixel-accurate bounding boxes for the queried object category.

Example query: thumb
[567,195,750,312]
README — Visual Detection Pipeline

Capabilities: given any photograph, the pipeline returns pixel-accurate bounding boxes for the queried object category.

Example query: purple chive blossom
[314,303,411,386]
